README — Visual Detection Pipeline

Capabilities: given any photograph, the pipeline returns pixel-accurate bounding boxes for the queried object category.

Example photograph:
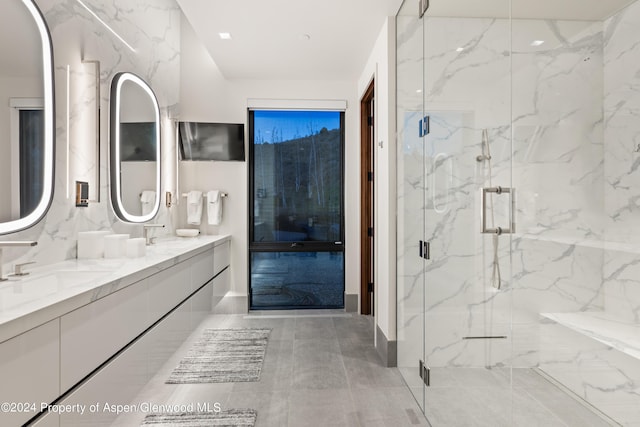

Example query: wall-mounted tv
[178,121,245,161]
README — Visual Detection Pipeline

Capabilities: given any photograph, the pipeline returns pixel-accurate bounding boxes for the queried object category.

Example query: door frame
[360,80,375,315]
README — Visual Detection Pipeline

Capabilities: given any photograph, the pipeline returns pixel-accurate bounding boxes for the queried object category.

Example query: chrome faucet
[10,261,36,278]
[143,224,165,246]
[0,241,37,281]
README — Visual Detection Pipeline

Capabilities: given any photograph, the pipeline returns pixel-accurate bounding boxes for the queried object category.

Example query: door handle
[480,186,516,235]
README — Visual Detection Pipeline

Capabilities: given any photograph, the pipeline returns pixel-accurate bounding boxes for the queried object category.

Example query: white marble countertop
[0,234,230,344]
[541,311,640,360]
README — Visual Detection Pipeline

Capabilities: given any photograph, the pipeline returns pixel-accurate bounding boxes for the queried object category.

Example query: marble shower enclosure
[1,0,181,270]
[397,2,640,423]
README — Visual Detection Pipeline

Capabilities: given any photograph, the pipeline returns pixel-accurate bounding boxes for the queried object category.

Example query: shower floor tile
[411,367,616,427]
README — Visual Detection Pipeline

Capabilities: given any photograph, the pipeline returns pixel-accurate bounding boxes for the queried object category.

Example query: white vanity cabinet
[0,235,231,427]
[148,261,191,325]
[55,240,230,426]
[30,412,59,427]
[213,240,230,276]
[0,320,59,426]
[191,250,215,293]
[60,277,149,391]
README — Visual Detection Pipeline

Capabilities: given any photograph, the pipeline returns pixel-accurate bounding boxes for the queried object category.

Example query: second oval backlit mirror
[109,72,160,223]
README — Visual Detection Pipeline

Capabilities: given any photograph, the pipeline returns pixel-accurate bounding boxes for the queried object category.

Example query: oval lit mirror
[109,72,161,223]
[0,0,55,235]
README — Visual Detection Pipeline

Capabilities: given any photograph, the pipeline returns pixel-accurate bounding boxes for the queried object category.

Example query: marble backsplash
[0,0,180,272]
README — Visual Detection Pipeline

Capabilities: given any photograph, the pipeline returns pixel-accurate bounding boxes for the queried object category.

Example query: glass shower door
[396,0,426,413]
[421,0,515,424]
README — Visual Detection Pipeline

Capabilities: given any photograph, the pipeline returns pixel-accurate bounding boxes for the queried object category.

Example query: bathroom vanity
[0,235,230,426]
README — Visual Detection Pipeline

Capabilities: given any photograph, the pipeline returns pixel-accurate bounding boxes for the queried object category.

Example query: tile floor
[112,308,614,427]
[112,311,428,427]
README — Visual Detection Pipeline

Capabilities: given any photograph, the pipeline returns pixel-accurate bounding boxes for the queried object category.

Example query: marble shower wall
[397,15,608,369]
[511,19,606,366]
[603,1,640,324]
[1,0,180,269]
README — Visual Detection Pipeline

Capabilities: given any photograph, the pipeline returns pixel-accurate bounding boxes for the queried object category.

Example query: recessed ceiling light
[416,89,423,94]
[219,32,232,40]
[530,40,545,46]
[456,47,465,52]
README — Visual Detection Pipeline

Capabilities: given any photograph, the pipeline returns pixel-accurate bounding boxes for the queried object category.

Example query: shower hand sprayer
[477,129,516,290]
[476,129,492,163]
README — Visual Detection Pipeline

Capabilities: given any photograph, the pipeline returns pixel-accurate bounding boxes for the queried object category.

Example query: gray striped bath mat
[166,328,271,383]
[142,409,257,426]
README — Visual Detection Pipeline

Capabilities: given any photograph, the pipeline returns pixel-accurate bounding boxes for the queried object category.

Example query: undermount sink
[0,270,111,311]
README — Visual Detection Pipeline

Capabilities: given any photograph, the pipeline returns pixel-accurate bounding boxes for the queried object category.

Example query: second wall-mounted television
[178,121,245,161]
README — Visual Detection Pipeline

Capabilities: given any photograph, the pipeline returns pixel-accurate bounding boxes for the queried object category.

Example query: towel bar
[181,192,227,198]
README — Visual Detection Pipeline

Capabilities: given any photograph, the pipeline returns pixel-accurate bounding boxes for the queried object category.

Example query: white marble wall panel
[512,238,604,318]
[603,248,640,323]
[603,0,640,327]
[604,2,640,245]
[512,19,604,243]
[510,18,606,370]
[0,0,180,273]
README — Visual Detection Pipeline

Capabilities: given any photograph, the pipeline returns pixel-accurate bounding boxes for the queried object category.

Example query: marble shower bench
[540,311,640,425]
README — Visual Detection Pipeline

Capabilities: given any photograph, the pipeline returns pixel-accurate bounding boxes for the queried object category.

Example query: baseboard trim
[376,324,397,367]
[212,293,248,314]
[344,293,358,312]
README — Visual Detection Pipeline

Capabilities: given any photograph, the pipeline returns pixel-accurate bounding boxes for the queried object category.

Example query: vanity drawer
[148,262,191,325]
[0,320,59,427]
[191,250,215,291]
[58,315,149,427]
[213,240,230,276]
[60,279,148,392]
[31,411,59,427]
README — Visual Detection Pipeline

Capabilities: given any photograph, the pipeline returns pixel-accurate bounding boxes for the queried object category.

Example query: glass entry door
[248,109,345,309]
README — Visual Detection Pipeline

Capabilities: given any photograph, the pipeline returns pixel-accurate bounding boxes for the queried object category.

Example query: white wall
[357,18,397,343]
[179,15,359,297]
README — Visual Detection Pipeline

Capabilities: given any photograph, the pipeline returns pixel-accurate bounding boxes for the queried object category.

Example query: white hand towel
[140,190,156,215]
[207,190,222,225]
[187,190,203,225]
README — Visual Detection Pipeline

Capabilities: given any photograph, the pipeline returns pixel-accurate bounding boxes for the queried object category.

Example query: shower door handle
[480,186,516,235]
